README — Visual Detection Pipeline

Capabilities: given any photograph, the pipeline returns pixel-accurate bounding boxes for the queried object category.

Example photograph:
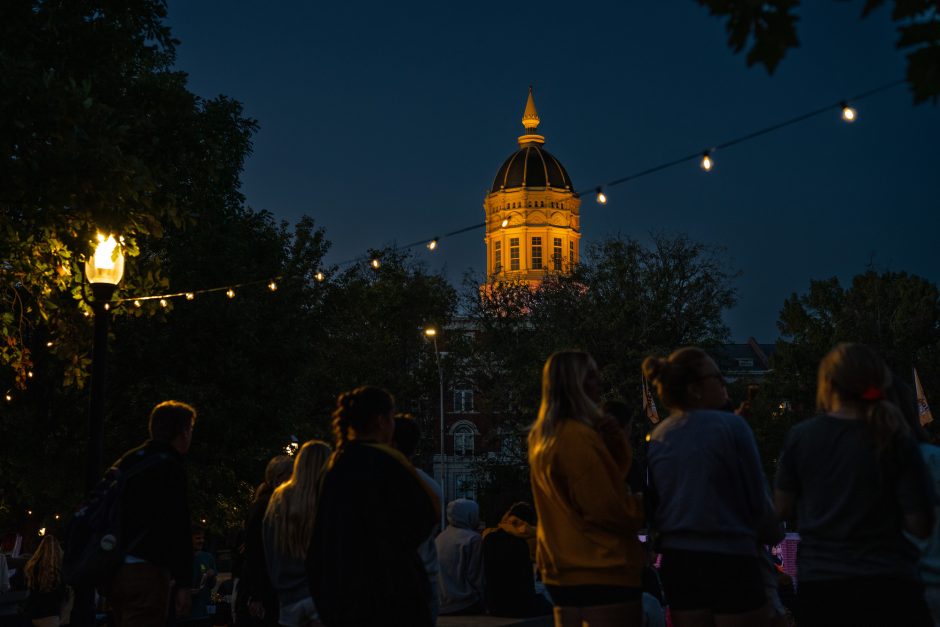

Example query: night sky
[166,1,939,342]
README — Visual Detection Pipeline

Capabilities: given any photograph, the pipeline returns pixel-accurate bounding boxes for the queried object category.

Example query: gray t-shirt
[775,415,931,582]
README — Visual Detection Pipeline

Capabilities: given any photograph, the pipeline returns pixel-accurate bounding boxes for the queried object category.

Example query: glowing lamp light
[700,152,713,172]
[315,271,325,282]
[159,299,168,308]
[371,258,381,269]
[645,433,652,443]
[27,371,34,378]
[841,103,857,122]
[54,514,60,520]
[501,218,509,228]
[84,234,125,286]
[226,289,235,299]
[595,187,607,204]
[427,239,438,250]
[268,281,278,291]
[185,293,195,300]
[4,392,11,403]
[134,300,142,308]
[424,327,438,338]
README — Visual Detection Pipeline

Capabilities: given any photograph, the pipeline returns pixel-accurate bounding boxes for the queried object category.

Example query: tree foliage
[695,0,940,103]
[1,0,257,393]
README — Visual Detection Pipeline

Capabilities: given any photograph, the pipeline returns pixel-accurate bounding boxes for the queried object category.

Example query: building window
[494,241,502,273]
[510,238,520,270]
[454,425,475,456]
[455,472,476,500]
[553,237,563,270]
[454,388,474,413]
[569,241,575,265]
[531,237,542,270]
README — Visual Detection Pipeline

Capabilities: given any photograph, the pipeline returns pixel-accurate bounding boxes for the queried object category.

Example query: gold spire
[518,85,545,146]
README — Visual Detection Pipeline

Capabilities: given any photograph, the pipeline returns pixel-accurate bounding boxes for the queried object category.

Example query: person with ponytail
[263,441,331,627]
[528,350,645,627]
[642,346,778,627]
[775,343,934,626]
[306,386,438,627]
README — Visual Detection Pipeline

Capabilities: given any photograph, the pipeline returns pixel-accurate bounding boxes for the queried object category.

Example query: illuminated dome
[491,145,573,192]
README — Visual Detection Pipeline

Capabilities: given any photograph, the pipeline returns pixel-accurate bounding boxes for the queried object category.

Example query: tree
[463,233,738,508]
[695,0,940,103]
[745,270,940,476]
[1,0,257,393]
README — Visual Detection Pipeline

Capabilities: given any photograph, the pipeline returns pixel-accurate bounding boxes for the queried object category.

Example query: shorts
[659,549,766,614]
[278,596,318,627]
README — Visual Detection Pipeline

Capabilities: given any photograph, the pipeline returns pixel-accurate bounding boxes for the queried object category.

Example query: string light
[134,300,142,308]
[841,102,857,122]
[103,303,110,311]
[185,293,195,300]
[226,289,235,299]
[371,258,381,269]
[700,152,713,172]
[38,527,46,537]
[427,239,438,250]
[4,392,12,402]
[268,281,278,291]
[159,299,168,308]
[595,187,607,204]
[46,341,53,348]
[315,271,325,282]
[27,510,32,516]
[501,218,509,228]
[27,371,33,379]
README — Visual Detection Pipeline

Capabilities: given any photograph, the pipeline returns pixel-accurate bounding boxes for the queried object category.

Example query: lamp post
[83,233,124,492]
[424,326,446,529]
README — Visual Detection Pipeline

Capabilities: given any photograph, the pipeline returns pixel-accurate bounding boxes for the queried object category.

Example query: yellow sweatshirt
[530,419,645,588]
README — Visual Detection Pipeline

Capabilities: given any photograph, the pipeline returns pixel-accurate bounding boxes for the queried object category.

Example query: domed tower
[484,88,580,285]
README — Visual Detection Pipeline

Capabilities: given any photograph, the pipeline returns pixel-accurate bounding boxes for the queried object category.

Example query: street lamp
[83,233,124,491]
[424,326,446,529]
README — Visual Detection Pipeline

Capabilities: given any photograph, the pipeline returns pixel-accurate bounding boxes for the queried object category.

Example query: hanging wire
[108,78,905,305]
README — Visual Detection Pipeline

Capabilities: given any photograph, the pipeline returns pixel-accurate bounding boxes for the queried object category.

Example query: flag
[915,367,934,426]
[642,377,660,424]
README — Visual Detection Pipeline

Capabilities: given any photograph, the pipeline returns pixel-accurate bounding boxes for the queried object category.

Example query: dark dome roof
[491,145,573,193]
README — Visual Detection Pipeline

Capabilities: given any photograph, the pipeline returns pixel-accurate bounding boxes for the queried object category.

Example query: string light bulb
[371,258,381,269]
[595,187,607,204]
[134,300,142,308]
[226,289,235,299]
[840,102,857,122]
[46,341,53,348]
[27,371,33,379]
[159,299,168,308]
[185,292,195,300]
[315,271,325,282]
[268,281,278,291]
[427,239,438,251]
[4,392,11,403]
[501,218,509,228]
[700,152,714,172]
[103,303,110,311]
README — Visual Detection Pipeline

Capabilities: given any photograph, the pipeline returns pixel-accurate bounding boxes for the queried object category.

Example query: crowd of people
[2,341,938,627]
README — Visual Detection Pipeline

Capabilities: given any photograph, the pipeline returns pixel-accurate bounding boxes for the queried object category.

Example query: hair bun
[642,356,667,383]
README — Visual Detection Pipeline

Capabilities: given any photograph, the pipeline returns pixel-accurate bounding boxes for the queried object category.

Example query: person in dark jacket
[306,386,438,627]
[235,455,293,626]
[108,400,196,627]
[482,502,551,618]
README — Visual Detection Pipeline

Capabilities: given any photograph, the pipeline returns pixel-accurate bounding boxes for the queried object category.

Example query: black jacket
[307,442,436,627]
[116,440,192,584]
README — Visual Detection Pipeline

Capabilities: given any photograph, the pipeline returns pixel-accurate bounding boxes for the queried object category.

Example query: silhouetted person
[108,400,196,627]
[776,343,934,626]
[307,386,437,627]
[482,502,551,618]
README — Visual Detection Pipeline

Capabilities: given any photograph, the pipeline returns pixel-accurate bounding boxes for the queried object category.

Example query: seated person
[482,502,551,618]
[436,499,484,615]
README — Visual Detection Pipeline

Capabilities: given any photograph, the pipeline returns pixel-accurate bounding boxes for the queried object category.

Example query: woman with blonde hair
[528,350,645,627]
[263,440,332,627]
[775,343,934,626]
[643,346,778,627]
[24,535,68,627]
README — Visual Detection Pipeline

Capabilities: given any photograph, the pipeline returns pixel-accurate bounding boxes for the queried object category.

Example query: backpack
[62,448,169,587]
